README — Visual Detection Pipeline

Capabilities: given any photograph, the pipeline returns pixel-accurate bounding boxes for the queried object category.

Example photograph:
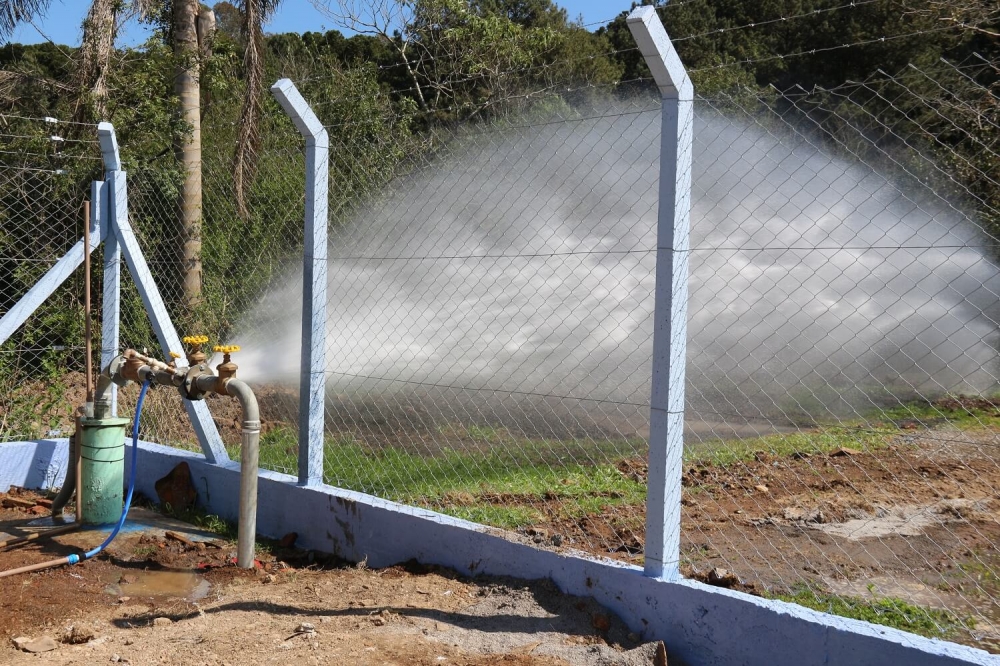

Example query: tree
[173,0,206,311]
[231,0,283,222]
[0,0,48,38]
[213,0,243,43]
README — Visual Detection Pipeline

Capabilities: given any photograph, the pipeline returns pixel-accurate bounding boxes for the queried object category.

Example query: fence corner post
[96,122,120,416]
[627,5,694,580]
[270,78,329,487]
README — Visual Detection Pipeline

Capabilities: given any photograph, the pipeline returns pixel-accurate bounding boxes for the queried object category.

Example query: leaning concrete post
[627,6,694,580]
[270,79,330,487]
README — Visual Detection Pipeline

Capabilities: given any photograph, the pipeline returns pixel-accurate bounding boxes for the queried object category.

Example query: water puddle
[105,570,211,601]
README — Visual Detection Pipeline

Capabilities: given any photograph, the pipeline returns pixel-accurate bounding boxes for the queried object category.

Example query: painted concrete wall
[1,439,996,666]
[0,440,68,492]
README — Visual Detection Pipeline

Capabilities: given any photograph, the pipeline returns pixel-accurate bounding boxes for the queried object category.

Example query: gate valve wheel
[182,335,209,365]
[213,345,240,381]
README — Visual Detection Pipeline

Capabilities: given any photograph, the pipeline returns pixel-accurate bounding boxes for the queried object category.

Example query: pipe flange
[180,364,210,401]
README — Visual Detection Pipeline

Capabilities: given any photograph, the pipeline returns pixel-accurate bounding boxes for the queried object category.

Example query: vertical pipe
[270,79,329,487]
[238,422,260,567]
[74,413,83,523]
[627,6,694,580]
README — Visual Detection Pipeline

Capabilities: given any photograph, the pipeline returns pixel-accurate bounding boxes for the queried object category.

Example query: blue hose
[68,379,150,565]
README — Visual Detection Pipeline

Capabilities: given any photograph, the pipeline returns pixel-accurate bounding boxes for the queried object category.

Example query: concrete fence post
[97,122,230,464]
[627,6,694,580]
[93,178,117,416]
[270,79,330,487]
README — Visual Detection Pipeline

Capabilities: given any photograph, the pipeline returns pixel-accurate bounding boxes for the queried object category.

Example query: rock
[591,613,611,632]
[550,534,563,547]
[110,655,121,663]
[65,623,97,644]
[279,532,298,548]
[754,484,769,494]
[152,617,173,627]
[783,507,824,523]
[830,447,861,457]
[35,498,54,509]
[295,622,316,634]
[707,568,740,588]
[154,462,197,511]
[371,616,386,627]
[13,635,58,653]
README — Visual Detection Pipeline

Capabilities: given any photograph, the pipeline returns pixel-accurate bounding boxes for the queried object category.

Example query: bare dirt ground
[0,497,667,666]
[510,426,1000,652]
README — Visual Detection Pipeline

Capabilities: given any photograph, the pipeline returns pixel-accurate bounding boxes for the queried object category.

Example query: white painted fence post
[97,122,230,464]
[93,178,117,416]
[270,79,329,487]
[627,6,694,580]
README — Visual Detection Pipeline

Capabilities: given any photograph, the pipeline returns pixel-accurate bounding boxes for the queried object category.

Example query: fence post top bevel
[270,78,328,145]
[627,6,693,101]
[96,121,121,172]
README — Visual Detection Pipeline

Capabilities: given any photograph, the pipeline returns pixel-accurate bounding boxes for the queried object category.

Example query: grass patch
[687,426,889,468]
[241,394,997,532]
[250,426,646,514]
[774,586,972,639]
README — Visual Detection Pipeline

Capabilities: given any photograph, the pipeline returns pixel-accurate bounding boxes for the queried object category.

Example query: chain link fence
[1,40,998,654]
[681,58,1000,647]
[0,115,102,442]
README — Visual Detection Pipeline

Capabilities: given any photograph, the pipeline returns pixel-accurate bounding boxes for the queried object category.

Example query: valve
[213,345,240,381]
[182,335,209,365]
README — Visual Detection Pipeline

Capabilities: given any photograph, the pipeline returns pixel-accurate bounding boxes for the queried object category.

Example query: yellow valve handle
[182,335,209,345]
[168,351,181,359]
[213,345,241,354]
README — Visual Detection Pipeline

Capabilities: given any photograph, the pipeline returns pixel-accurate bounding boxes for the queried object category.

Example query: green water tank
[79,417,131,525]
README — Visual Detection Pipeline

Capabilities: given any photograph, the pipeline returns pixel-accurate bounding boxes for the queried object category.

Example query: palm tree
[232,0,283,222]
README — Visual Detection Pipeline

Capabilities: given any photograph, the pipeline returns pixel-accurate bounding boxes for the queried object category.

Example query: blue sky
[8,0,634,47]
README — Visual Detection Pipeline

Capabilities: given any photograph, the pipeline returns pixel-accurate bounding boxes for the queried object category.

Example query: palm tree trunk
[75,0,117,123]
[174,0,203,311]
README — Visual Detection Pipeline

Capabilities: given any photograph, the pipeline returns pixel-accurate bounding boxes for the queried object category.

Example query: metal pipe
[50,429,77,517]
[0,523,81,551]
[231,379,260,569]
[74,412,83,522]
[0,555,78,579]
[196,375,260,568]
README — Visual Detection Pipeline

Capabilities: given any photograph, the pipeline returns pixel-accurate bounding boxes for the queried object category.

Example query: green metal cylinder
[79,417,130,525]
